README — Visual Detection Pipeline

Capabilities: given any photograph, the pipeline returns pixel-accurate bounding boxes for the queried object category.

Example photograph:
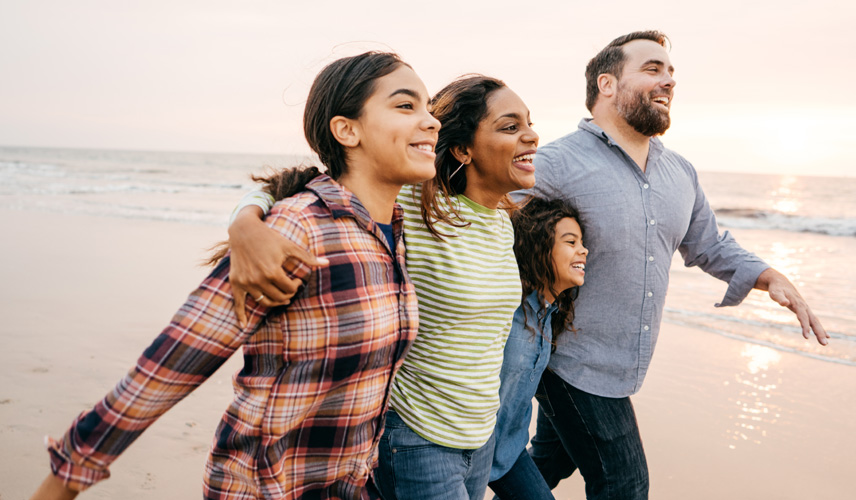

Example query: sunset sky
[2,0,854,177]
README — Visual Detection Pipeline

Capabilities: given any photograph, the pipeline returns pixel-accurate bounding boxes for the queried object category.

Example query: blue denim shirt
[490,290,556,481]
[525,119,769,397]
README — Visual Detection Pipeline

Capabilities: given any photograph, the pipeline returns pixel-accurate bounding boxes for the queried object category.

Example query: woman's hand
[228,206,328,327]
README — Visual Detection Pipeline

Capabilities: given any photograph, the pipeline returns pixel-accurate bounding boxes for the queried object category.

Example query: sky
[2,0,855,177]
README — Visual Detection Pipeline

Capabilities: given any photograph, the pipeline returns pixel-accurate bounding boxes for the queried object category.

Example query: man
[524,30,828,499]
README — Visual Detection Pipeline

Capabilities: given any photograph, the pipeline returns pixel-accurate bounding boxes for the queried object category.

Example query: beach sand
[1,209,853,499]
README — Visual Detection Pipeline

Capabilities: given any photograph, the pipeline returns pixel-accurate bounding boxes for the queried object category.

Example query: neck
[591,112,652,173]
[462,177,504,210]
[540,287,555,305]
[336,172,400,224]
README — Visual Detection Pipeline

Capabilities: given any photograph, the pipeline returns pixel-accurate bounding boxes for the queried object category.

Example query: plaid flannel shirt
[47,174,419,499]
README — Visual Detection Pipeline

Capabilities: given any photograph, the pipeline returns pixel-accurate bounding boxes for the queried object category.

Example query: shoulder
[537,130,590,163]
[656,141,699,183]
[265,191,330,248]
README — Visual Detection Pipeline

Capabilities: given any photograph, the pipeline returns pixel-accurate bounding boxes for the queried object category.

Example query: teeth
[513,153,535,162]
[414,144,433,152]
[653,97,669,104]
[572,263,585,270]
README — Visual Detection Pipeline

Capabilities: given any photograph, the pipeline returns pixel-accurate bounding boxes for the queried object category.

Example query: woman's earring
[450,162,466,179]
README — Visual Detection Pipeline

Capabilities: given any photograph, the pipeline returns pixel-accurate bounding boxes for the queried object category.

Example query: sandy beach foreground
[1,209,853,499]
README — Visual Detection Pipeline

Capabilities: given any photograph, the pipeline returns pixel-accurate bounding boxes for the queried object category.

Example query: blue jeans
[489,448,555,500]
[375,409,495,500]
[530,369,649,499]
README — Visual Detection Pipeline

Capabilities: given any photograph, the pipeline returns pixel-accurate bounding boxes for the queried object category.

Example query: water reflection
[770,175,801,215]
[724,345,783,449]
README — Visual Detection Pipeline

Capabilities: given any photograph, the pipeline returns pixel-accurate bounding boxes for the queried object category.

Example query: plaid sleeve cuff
[46,435,110,492]
[715,260,770,308]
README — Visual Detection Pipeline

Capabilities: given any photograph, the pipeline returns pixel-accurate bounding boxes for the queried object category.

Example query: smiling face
[614,39,676,136]
[549,217,588,297]
[462,87,539,207]
[349,65,440,186]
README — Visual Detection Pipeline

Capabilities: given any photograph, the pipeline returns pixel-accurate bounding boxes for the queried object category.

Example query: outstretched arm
[754,268,829,345]
[37,257,270,495]
[228,192,328,328]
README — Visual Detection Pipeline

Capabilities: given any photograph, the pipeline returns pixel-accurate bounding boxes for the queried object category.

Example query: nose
[423,109,441,131]
[662,72,676,89]
[580,244,589,256]
[523,124,539,147]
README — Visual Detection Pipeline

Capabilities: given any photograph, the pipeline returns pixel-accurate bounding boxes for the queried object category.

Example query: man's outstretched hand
[755,268,829,346]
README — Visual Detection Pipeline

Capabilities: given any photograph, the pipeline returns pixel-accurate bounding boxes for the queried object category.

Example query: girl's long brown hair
[511,197,584,347]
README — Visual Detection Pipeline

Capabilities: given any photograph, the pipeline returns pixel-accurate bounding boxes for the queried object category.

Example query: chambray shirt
[526,119,769,397]
[490,290,556,481]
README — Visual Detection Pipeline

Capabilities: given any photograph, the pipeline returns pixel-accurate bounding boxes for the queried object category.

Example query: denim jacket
[490,290,557,481]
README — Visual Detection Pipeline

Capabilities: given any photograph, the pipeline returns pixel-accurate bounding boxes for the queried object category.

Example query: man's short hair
[584,30,670,112]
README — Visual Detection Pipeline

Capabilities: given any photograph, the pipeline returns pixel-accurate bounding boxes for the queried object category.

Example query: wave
[663,307,856,367]
[715,208,856,237]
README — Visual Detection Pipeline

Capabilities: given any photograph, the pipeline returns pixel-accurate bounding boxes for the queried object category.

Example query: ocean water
[2,146,854,367]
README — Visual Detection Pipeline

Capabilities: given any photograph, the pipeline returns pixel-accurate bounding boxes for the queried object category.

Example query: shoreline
[1,209,853,499]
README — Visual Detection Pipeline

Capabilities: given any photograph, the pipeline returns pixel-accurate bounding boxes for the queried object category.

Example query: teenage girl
[30,51,439,500]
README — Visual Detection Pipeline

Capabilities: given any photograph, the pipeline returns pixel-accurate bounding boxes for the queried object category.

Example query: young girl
[30,51,439,500]
[488,198,588,500]
[227,75,539,500]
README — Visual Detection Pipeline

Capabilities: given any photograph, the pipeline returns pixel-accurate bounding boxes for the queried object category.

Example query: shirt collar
[578,117,663,147]
[523,289,559,320]
[577,118,665,170]
[305,174,405,248]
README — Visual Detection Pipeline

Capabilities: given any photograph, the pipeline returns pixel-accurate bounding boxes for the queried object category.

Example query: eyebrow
[642,59,675,73]
[559,231,581,239]
[492,112,528,124]
[389,88,423,100]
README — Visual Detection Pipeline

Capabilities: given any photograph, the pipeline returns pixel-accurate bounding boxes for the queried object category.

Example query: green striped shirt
[391,185,520,449]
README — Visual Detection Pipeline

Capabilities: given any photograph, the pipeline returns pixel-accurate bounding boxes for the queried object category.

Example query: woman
[227,75,539,500]
[488,198,588,500]
[30,51,439,500]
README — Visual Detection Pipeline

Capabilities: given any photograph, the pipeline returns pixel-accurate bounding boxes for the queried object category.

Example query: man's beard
[616,84,671,136]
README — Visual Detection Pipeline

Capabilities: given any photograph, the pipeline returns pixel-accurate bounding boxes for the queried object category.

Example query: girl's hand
[30,474,78,500]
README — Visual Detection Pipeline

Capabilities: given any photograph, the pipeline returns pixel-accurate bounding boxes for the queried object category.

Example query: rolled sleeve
[716,258,770,307]
[46,434,110,492]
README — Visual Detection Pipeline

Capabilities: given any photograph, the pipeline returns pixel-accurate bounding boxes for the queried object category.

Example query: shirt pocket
[572,191,631,254]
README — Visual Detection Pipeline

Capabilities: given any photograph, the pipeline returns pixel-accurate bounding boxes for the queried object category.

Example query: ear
[450,145,471,165]
[597,73,617,99]
[330,116,360,148]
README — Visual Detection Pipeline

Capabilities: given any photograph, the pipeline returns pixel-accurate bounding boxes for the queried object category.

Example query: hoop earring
[450,162,466,179]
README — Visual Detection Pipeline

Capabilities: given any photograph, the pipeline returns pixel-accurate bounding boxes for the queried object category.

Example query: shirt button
[643,183,650,189]
[648,256,654,262]
[649,219,656,225]
[643,325,650,331]
[647,291,653,297]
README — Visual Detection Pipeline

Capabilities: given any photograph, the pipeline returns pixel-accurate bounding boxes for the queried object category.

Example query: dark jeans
[489,449,555,500]
[530,369,649,500]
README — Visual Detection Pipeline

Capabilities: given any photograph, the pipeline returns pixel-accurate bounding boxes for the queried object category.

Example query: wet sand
[1,209,853,499]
